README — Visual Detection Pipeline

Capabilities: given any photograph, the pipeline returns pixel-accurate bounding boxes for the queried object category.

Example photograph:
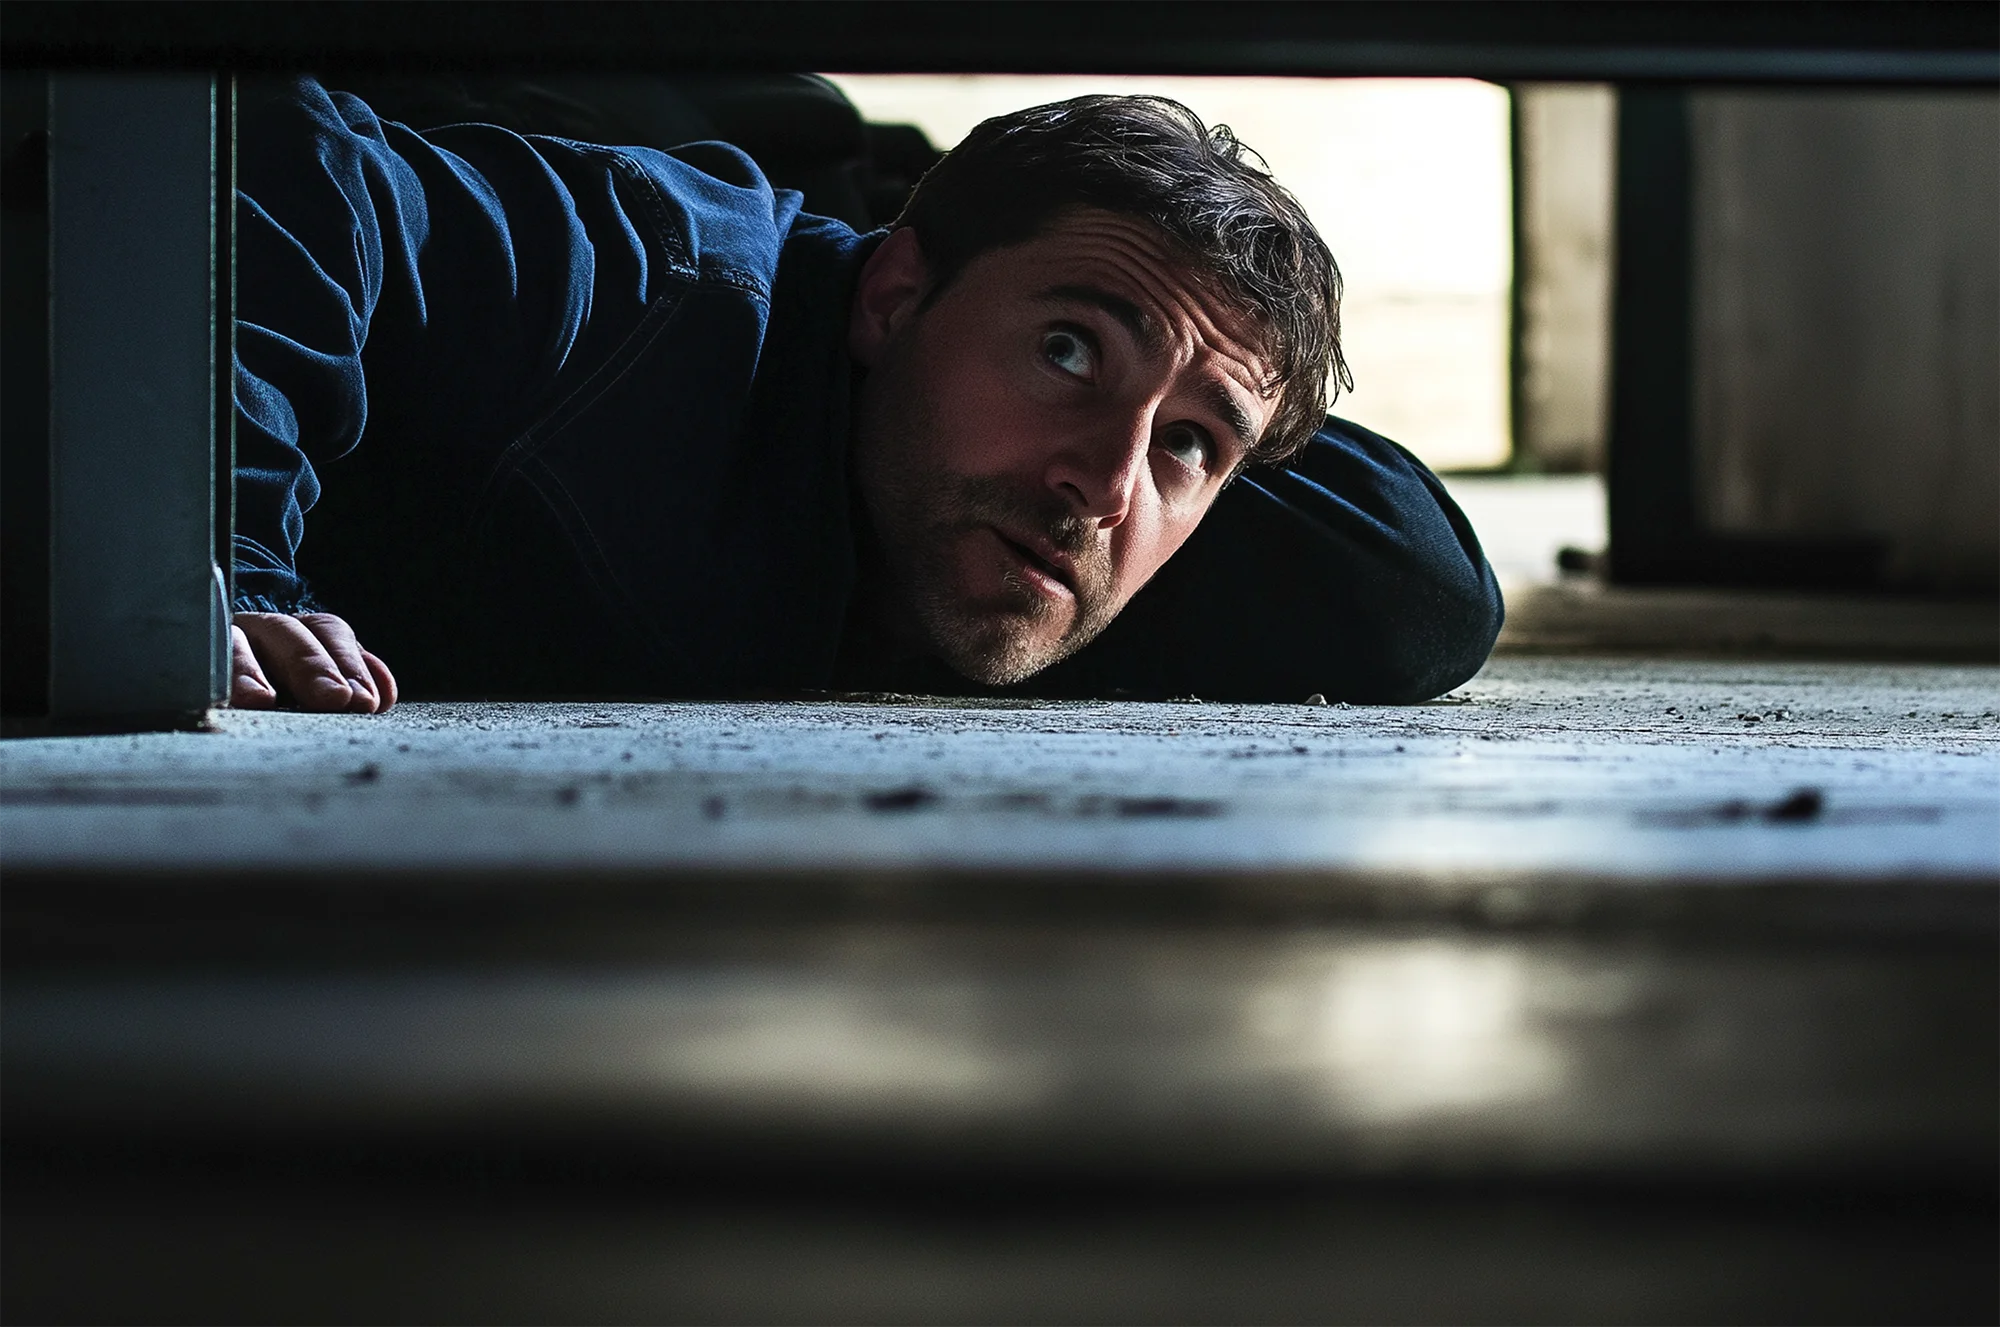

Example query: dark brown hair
[893,94,1350,467]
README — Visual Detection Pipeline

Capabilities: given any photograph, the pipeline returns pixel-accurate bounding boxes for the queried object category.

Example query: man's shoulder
[556,137,872,299]
[589,139,790,283]
[271,76,864,301]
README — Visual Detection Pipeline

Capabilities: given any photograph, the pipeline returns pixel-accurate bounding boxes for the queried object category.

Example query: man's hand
[231,612,398,713]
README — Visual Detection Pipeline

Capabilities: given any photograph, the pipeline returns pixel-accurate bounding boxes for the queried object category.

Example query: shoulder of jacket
[565,139,799,297]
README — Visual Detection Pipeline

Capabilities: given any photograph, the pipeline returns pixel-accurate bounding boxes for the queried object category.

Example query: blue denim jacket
[233,78,1501,702]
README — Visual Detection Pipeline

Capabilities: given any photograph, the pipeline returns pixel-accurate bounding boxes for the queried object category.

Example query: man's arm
[1029,415,1503,703]
[227,76,609,708]
[227,77,449,710]
[228,77,806,706]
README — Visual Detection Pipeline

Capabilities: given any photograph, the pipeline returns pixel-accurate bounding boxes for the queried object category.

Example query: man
[228,78,1501,712]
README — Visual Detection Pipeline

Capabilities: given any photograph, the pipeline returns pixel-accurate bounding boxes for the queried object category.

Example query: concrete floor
[5,656,1994,883]
[1444,475,2000,661]
[6,655,1995,1323]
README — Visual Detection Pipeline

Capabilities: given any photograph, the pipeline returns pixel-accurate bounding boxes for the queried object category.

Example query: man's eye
[1159,423,1216,474]
[1040,328,1096,380]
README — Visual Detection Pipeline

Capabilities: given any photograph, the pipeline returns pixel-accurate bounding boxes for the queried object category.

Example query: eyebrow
[1039,283,1260,452]
[1039,284,1165,356]
[1194,379,1260,455]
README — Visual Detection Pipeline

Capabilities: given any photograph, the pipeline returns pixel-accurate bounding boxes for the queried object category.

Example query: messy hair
[892,94,1351,468]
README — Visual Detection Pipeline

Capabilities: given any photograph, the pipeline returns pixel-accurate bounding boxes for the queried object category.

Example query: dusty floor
[8,655,1995,1324]
[4,656,1995,882]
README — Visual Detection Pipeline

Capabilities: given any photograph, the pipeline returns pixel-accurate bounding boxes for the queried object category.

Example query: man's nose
[1044,410,1151,527]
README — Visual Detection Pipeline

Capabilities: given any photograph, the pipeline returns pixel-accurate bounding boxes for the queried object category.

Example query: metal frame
[43,74,226,722]
[4,2,1996,83]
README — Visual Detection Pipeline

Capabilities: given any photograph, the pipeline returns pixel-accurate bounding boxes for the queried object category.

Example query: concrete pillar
[1514,84,1615,474]
[1691,90,2000,592]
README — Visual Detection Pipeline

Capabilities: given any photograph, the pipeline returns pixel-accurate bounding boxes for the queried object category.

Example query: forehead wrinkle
[1054,215,1258,346]
[1034,212,1268,367]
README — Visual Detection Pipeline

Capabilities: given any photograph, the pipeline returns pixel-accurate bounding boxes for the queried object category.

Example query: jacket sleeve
[1027,416,1504,704]
[230,77,601,614]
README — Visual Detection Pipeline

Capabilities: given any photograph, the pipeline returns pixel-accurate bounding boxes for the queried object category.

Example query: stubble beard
[854,382,1123,687]
[903,473,1120,685]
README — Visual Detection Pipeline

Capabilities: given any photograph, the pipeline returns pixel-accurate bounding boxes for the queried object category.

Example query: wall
[1692,91,2000,592]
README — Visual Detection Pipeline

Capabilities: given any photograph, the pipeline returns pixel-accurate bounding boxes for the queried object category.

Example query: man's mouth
[991,527,1077,600]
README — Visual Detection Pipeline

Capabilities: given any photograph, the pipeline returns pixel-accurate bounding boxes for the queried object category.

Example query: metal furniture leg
[46,74,226,724]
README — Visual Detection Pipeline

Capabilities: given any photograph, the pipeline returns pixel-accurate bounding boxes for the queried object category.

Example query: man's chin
[923,605,1097,687]
[930,627,1054,687]
[943,651,1048,688]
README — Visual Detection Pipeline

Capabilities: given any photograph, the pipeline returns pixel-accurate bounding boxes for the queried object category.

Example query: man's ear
[848,227,931,368]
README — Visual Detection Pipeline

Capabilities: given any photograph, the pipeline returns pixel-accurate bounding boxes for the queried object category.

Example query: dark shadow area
[7,1152,1995,1325]
[0,73,50,714]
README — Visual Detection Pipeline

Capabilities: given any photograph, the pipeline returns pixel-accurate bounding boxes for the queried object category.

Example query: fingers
[233,613,361,711]
[232,612,387,714]
[296,613,383,713]
[230,624,277,709]
[360,649,398,712]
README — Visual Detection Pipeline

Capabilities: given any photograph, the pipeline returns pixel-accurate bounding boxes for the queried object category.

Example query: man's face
[847,210,1277,685]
